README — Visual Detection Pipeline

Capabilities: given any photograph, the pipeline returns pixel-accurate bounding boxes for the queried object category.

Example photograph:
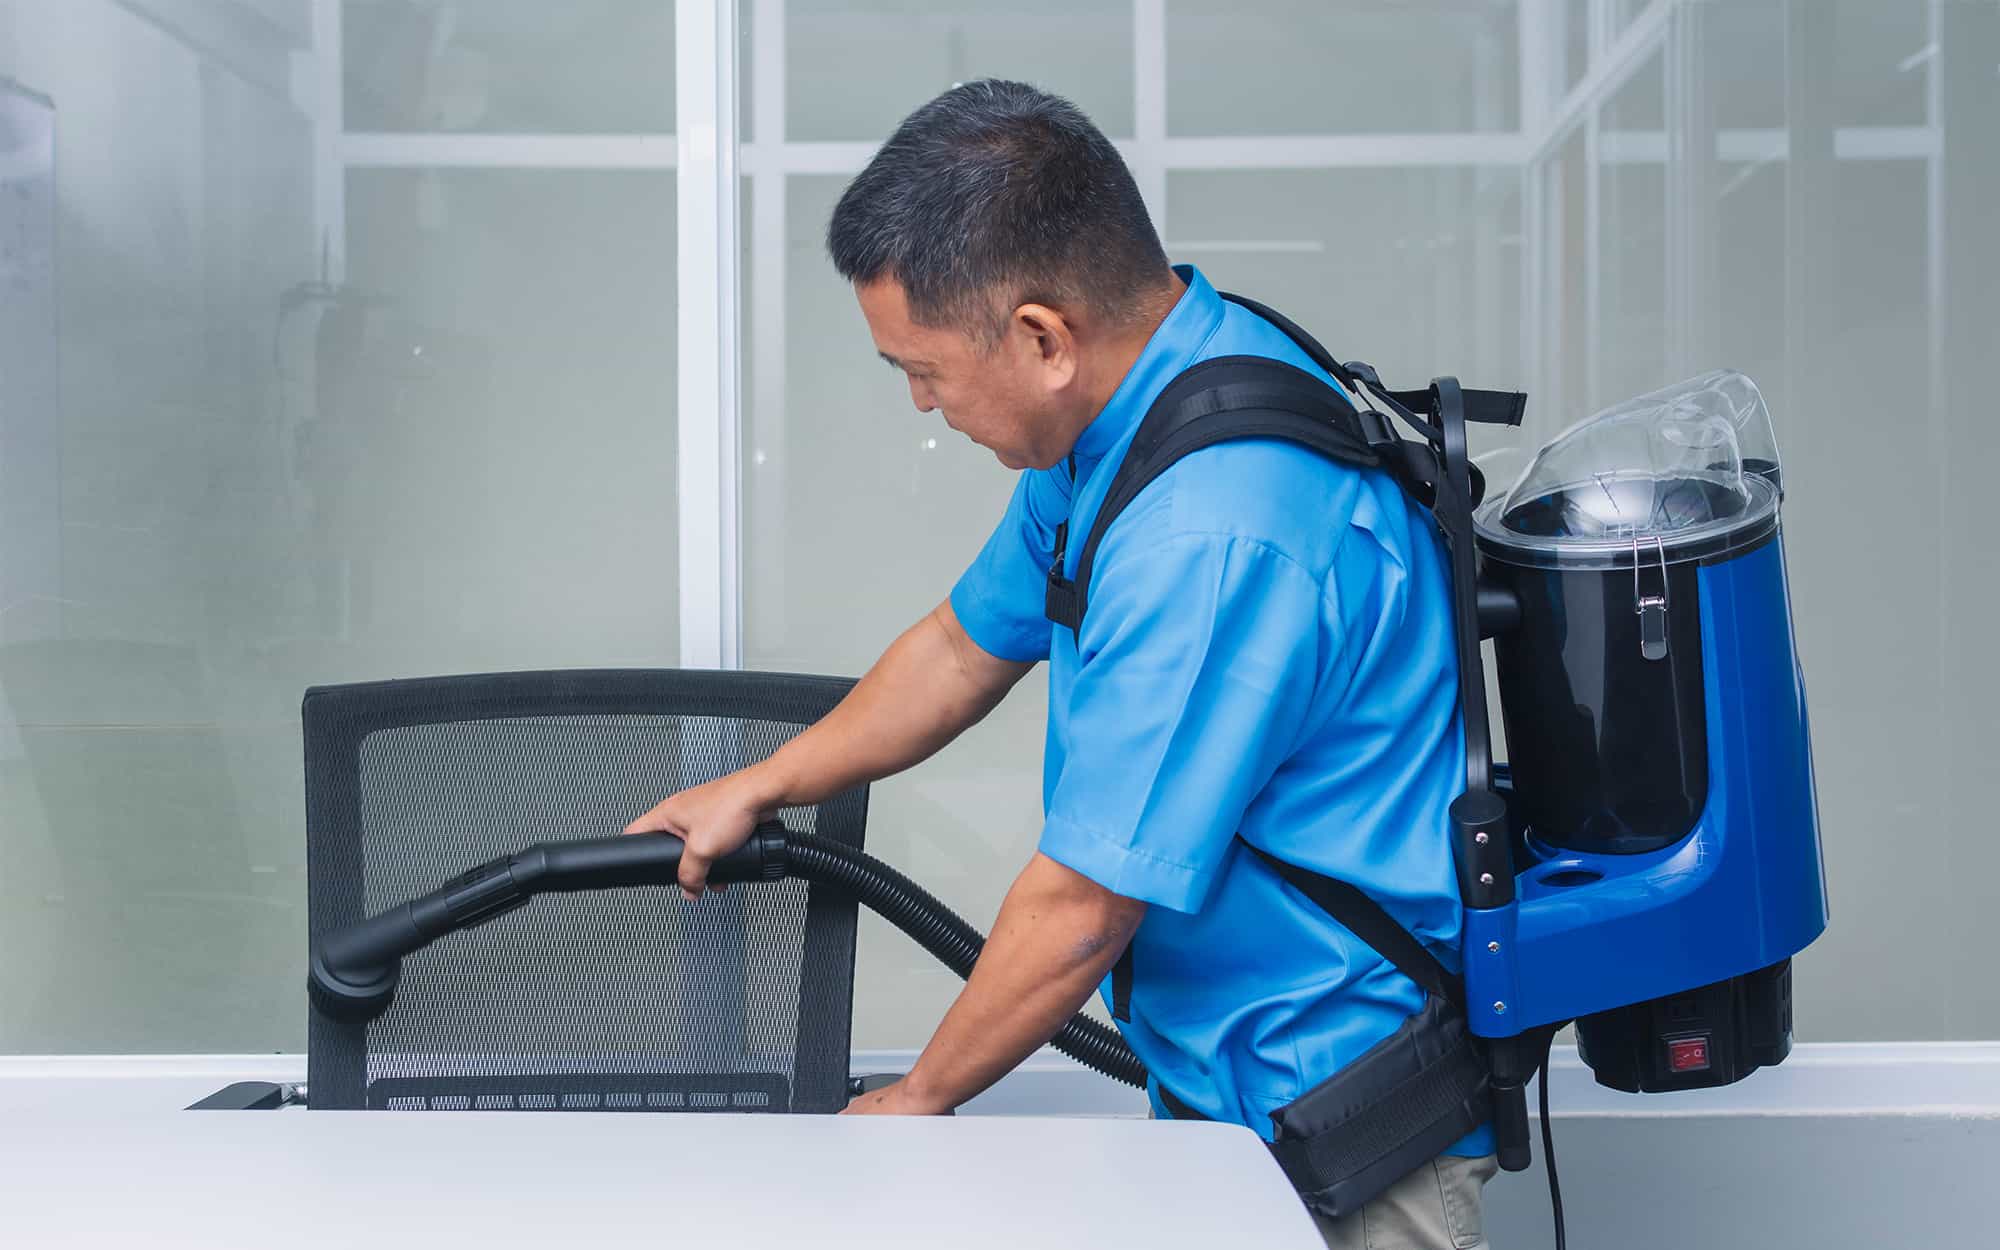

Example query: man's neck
[1067,271,1189,447]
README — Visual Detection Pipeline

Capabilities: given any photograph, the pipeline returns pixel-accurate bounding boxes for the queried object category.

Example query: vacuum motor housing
[1467,372,1827,1093]
[1576,959,1794,1093]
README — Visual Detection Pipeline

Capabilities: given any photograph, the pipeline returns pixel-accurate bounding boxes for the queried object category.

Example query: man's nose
[907,378,936,413]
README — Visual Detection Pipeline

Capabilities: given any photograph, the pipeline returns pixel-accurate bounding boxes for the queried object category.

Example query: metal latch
[1634,536,1669,661]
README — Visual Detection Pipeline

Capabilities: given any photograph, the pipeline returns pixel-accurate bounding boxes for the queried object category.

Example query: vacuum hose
[309,822,1149,1090]
[779,831,1146,1088]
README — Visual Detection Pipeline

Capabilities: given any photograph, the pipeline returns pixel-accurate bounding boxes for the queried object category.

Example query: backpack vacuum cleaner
[1468,369,1823,1098]
[304,351,1826,1242]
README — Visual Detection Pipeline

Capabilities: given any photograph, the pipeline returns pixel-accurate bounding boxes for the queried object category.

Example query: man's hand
[838,1076,952,1116]
[622,600,1030,900]
[622,772,773,900]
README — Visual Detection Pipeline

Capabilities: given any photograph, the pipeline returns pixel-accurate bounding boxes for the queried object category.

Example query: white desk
[0,1066,1321,1249]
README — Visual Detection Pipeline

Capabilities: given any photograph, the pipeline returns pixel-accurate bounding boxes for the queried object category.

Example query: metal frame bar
[337,125,1933,176]
[340,133,678,169]
[1925,0,1945,411]
[1133,0,1168,230]
[745,0,788,661]
[1157,134,1529,170]
[310,0,343,284]
[675,0,744,669]
[1583,104,1602,410]
[1596,126,1938,165]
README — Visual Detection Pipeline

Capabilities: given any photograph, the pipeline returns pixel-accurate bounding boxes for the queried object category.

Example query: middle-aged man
[627,80,1497,1249]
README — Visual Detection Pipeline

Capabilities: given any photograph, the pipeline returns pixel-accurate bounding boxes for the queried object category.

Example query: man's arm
[843,851,1145,1116]
[624,598,1033,896]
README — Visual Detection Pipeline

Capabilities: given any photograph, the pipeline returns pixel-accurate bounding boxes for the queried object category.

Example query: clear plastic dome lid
[1475,371,1783,568]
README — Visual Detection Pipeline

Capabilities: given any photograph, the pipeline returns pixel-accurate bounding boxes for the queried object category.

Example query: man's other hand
[839,1076,952,1116]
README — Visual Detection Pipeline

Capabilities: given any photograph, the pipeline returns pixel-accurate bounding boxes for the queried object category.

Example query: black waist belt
[1156,993,1491,1219]
[1151,841,1494,1219]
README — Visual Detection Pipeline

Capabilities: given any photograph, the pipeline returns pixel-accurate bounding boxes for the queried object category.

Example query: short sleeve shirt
[950,265,1488,1153]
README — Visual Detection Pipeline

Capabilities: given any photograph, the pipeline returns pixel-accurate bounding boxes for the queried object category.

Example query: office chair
[303,669,866,1114]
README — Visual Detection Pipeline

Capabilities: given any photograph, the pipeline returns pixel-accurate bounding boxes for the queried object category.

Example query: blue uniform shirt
[951,264,1489,1154]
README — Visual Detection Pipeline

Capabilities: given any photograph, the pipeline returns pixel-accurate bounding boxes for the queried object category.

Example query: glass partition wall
[2,0,1994,1052]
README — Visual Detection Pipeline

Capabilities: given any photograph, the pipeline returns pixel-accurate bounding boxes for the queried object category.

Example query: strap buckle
[1045,521,1082,629]
[1341,359,1384,390]
[1339,365,1401,451]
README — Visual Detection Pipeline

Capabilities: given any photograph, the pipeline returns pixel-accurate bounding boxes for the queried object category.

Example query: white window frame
[677,0,745,669]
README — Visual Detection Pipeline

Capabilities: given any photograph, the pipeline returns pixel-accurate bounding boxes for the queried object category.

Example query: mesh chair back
[304,669,865,1114]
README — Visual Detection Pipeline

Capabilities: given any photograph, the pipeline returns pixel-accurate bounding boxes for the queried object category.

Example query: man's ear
[1012,302,1078,387]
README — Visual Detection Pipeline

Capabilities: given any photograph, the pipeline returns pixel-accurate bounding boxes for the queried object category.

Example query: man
[626,80,1496,1249]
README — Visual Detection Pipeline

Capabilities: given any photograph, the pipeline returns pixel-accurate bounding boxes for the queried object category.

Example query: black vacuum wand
[308,821,1148,1090]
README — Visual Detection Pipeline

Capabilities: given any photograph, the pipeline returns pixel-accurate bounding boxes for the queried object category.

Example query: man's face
[854,277,1075,471]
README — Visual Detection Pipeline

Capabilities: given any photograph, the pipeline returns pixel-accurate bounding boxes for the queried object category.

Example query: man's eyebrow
[879,351,933,372]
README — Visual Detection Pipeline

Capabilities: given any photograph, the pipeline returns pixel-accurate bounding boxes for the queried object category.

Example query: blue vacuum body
[1464,373,1828,1092]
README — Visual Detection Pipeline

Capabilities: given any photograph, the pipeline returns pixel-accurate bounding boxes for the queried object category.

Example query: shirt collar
[1069,263,1225,468]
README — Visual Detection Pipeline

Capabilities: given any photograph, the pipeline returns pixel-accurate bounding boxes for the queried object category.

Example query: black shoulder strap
[1244,844,1463,1007]
[1106,837,1465,1024]
[1044,354,1386,633]
[1220,291,1526,431]
[1042,295,1528,1014]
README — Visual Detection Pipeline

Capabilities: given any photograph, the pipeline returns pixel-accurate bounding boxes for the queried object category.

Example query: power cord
[1539,1049,1566,1250]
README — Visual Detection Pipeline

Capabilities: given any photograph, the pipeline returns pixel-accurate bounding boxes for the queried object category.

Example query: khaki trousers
[1311,1153,1500,1250]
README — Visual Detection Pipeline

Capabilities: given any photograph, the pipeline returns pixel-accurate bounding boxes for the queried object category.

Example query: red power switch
[1666,1036,1711,1073]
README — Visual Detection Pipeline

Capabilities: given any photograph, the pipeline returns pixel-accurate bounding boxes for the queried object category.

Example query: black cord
[1539,1050,1566,1250]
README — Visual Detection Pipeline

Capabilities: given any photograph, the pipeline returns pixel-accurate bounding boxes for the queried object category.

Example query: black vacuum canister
[1473,370,1789,857]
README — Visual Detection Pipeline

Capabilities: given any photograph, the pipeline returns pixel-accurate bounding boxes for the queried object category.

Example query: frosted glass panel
[0,0,320,1053]
[1168,168,1525,399]
[342,0,675,133]
[338,169,679,680]
[0,82,57,650]
[1166,0,1518,136]
[1823,0,1928,127]
[1701,0,1785,128]
[1608,0,1650,42]
[1565,0,1591,91]
[0,0,676,1054]
[1597,53,1666,411]
[784,0,1133,141]
[1541,125,1590,439]
[1534,1,2000,1041]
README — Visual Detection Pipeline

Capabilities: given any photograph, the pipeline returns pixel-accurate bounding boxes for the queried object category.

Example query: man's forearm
[745,600,1031,810]
[890,853,1145,1113]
